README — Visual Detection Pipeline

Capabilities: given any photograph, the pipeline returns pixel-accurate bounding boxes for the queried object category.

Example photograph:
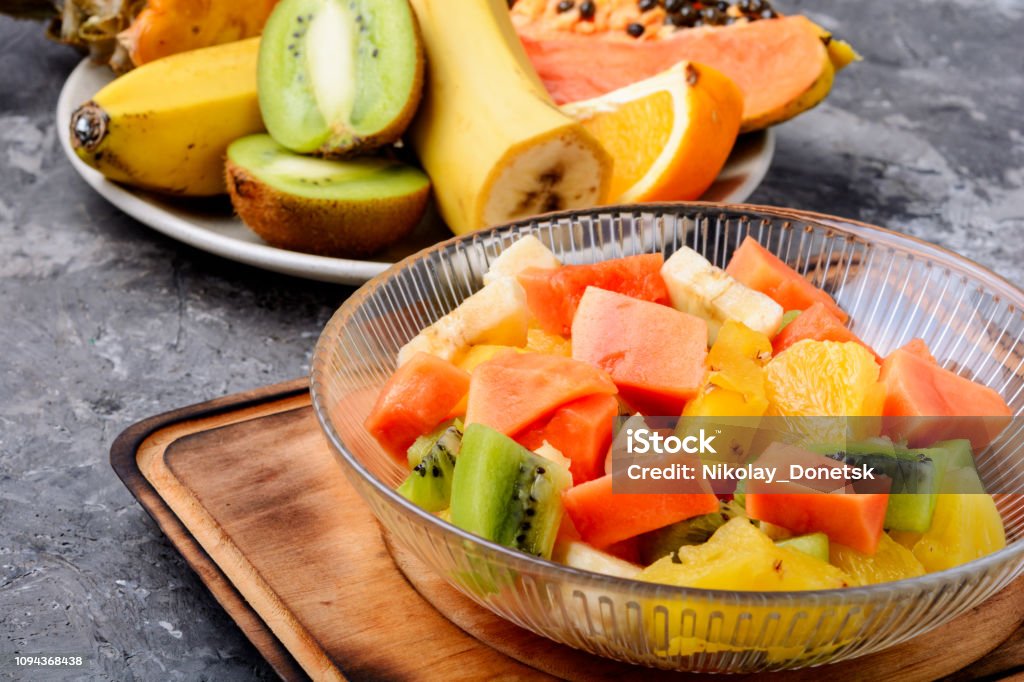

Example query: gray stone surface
[0,1,1022,679]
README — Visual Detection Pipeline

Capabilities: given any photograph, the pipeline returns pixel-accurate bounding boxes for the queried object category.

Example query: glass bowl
[310,204,1024,672]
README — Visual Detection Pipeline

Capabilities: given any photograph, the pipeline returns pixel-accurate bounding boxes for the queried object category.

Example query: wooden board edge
[145,407,344,682]
[109,378,311,682]
[108,378,1024,681]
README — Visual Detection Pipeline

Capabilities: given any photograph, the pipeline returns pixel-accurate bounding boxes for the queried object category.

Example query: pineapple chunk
[662,247,783,342]
[525,327,571,356]
[639,519,861,661]
[829,533,925,585]
[684,387,765,419]
[483,235,561,285]
[683,321,771,422]
[898,471,1006,572]
[639,518,853,591]
[456,344,527,372]
[398,277,530,365]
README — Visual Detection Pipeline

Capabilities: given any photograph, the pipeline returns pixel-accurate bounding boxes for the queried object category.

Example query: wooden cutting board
[110,379,1024,681]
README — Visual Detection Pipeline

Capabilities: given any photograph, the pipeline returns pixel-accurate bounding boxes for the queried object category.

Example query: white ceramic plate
[57,58,775,285]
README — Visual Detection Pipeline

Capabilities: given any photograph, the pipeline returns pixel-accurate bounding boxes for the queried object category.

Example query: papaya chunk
[880,345,1011,450]
[773,302,876,359]
[726,236,848,323]
[744,444,888,555]
[562,475,719,549]
[899,338,936,363]
[746,491,889,556]
[516,393,619,485]
[365,352,471,460]
[518,253,669,336]
[465,351,617,437]
[572,287,707,416]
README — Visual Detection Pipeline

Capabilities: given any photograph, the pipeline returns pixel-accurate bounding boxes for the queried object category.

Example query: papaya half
[512,2,859,132]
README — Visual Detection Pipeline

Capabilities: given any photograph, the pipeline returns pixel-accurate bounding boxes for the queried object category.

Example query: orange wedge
[562,61,743,203]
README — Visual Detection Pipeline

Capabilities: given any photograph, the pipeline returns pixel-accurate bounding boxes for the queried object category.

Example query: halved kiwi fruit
[226,134,430,257]
[258,0,424,156]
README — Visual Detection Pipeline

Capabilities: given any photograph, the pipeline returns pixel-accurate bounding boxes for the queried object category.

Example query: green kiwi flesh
[397,421,462,512]
[228,134,429,201]
[258,0,423,155]
[225,134,430,257]
[775,533,830,562]
[636,511,726,565]
[450,424,571,560]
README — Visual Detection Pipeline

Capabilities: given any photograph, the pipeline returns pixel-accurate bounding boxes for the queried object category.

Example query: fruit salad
[364,234,1011,590]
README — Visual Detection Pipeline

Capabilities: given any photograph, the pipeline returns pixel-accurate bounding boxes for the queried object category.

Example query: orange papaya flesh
[743,443,888,555]
[562,474,719,549]
[364,352,471,460]
[517,16,832,130]
[746,490,889,556]
[517,253,669,337]
[571,287,708,416]
[516,393,619,485]
[726,236,848,323]
[773,302,877,360]
[880,347,1012,450]
[464,350,617,438]
[899,338,936,363]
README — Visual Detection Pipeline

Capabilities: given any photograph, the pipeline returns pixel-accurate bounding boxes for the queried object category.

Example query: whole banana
[408,0,613,235]
[70,37,263,196]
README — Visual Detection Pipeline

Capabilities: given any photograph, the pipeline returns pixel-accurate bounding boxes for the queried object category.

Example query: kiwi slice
[397,421,462,512]
[923,439,975,472]
[225,134,430,257]
[825,449,939,533]
[258,0,423,156]
[450,424,571,560]
[776,532,830,563]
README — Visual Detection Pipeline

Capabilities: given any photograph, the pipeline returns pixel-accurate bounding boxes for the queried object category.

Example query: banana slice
[483,235,562,285]
[662,247,783,342]
[398,277,531,365]
[552,540,642,579]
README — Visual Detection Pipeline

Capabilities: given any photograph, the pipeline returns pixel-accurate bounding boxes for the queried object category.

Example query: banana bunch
[70,38,263,196]
[661,246,783,342]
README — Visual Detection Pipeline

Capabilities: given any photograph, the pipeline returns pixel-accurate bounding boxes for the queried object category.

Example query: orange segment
[562,61,742,202]
[580,91,673,198]
[765,340,882,418]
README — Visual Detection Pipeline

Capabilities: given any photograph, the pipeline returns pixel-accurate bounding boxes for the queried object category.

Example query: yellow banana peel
[70,37,263,196]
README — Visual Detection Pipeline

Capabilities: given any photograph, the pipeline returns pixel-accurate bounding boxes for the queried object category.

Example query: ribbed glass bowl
[310,204,1024,672]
